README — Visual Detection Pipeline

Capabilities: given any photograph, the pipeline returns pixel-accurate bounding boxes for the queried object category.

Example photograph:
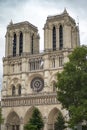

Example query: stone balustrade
[2,92,59,107]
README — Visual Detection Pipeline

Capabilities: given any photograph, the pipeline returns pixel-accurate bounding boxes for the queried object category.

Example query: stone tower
[1,9,80,130]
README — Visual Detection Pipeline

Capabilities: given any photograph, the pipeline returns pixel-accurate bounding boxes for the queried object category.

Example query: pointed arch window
[59,56,64,67]
[12,85,15,96]
[19,32,23,56]
[13,33,16,57]
[53,82,56,92]
[18,85,21,96]
[53,26,56,51]
[31,34,34,54]
[59,25,63,50]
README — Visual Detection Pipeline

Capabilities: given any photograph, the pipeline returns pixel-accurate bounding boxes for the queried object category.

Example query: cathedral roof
[7,21,38,31]
[47,8,75,24]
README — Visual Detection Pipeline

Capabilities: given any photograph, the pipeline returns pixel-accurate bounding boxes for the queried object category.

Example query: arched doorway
[48,108,62,130]
[24,106,35,125]
[24,107,44,130]
[6,111,20,130]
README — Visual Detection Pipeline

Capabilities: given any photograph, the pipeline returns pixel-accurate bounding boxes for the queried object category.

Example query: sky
[0,0,87,89]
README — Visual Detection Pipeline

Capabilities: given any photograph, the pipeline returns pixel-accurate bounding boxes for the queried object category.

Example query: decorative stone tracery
[31,77,44,92]
[6,111,20,130]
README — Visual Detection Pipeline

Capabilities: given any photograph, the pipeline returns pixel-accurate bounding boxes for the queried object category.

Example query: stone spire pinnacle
[9,19,13,25]
[63,8,68,14]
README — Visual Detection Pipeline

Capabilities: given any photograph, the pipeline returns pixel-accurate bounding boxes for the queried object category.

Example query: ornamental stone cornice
[47,15,61,21]
[3,56,22,61]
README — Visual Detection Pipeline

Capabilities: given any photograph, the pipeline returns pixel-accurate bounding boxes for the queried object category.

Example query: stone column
[5,32,9,57]
[1,124,5,130]
[23,29,30,54]
[63,24,66,49]
[33,33,39,53]
[1,123,9,130]
[44,54,50,91]
[44,26,49,51]
[43,116,48,130]
[29,62,31,71]
[20,124,24,130]
[63,52,69,64]
[20,117,24,130]
[49,27,52,50]
[21,80,25,95]
[55,57,58,68]
[9,34,13,56]
[43,54,49,70]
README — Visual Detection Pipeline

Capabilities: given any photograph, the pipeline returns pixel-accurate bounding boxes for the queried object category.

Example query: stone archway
[24,106,44,130]
[6,111,20,130]
[24,106,35,125]
[47,108,62,130]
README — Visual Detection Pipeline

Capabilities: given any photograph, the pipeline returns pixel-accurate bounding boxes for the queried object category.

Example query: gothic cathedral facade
[1,9,80,130]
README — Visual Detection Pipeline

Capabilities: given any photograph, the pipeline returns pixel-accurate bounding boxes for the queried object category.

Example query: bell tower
[44,9,80,51]
[5,21,39,58]
[2,21,40,97]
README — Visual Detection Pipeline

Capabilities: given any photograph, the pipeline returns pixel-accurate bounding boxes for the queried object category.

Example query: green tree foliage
[0,108,4,124]
[54,111,66,130]
[56,46,87,128]
[24,108,44,130]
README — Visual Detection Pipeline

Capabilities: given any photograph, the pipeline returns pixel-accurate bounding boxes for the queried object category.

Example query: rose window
[31,77,44,92]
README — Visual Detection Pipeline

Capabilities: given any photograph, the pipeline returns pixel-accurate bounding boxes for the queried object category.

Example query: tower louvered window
[53,26,56,51]
[59,25,63,50]
[31,34,34,54]
[13,33,16,57]
[19,32,23,56]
